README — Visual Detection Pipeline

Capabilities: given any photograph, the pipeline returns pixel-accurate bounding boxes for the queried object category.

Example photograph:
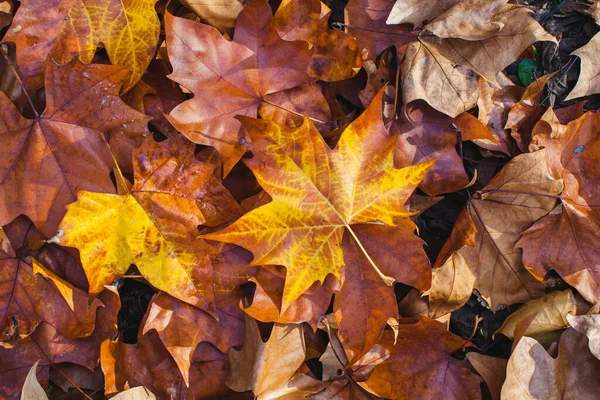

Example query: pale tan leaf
[20,361,47,400]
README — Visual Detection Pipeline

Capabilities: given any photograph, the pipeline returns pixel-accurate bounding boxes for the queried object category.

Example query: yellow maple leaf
[58,136,243,312]
[53,0,160,92]
[203,90,435,306]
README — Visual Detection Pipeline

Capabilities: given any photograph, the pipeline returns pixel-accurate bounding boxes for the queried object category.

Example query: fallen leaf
[202,89,434,306]
[362,318,482,399]
[518,112,600,304]
[401,3,555,117]
[334,221,431,364]
[102,331,234,399]
[386,0,461,26]
[501,329,600,399]
[495,289,578,346]
[427,150,562,317]
[59,135,242,312]
[566,31,600,100]
[243,267,337,328]
[0,229,102,346]
[345,0,418,61]
[0,59,152,237]
[272,0,361,81]
[166,0,325,175]
[476,74,522,155]
[2,0,160,92]
[227,318,318,399]
[394,101,496,196]
[466,352,507,400]
[567,313,600,360]
[180,0,244,34]
[20,361,47,400]
[1,288,119,399]
[142,243,256,386]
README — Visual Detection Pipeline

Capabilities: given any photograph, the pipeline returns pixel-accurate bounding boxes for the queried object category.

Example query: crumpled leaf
[314,331,390,399]
[0,59,150,237]
[400,3,555,117]
[202,89,434,306]
[505,74,554,152]
[166,0,329,175]
[2,0,160,92]
[362,317,482,399]
[427,150,562,317]
[272,0,361,81]
[0,230,102,346]
[476,73,522,155]
[59,135,243,312]
[518,112,600,304]
[495,289,580,346]
[501,329,600,399]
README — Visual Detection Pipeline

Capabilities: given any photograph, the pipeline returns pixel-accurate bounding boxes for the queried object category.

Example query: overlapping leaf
[0,59,150,237]
[58,135,243,312]
[203,90,434,306]
[427,150,562,317]
[0,230,102,346]
[518,112,600,304]
[272,0,361,81]
[2,0,159,92]
[166,0,330,174]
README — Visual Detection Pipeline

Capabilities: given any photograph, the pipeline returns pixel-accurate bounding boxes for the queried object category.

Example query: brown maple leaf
[0,58,150,237]
[142,243,257,386]
[101,331,235,399]
[315,317,481,399]
[0,229,102,346]
[427,150,562,317]
[502,328,600,398]
[166,0,330,175]
[0,288,119,399]
[394,101,497,196]
[272,0,361,81]
[518,111,600,304]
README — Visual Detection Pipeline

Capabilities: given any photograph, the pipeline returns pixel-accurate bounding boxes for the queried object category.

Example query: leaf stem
[478,188,562,200]
[346,225,395,287]
[261,98,331,127]
[100,133,131,195]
